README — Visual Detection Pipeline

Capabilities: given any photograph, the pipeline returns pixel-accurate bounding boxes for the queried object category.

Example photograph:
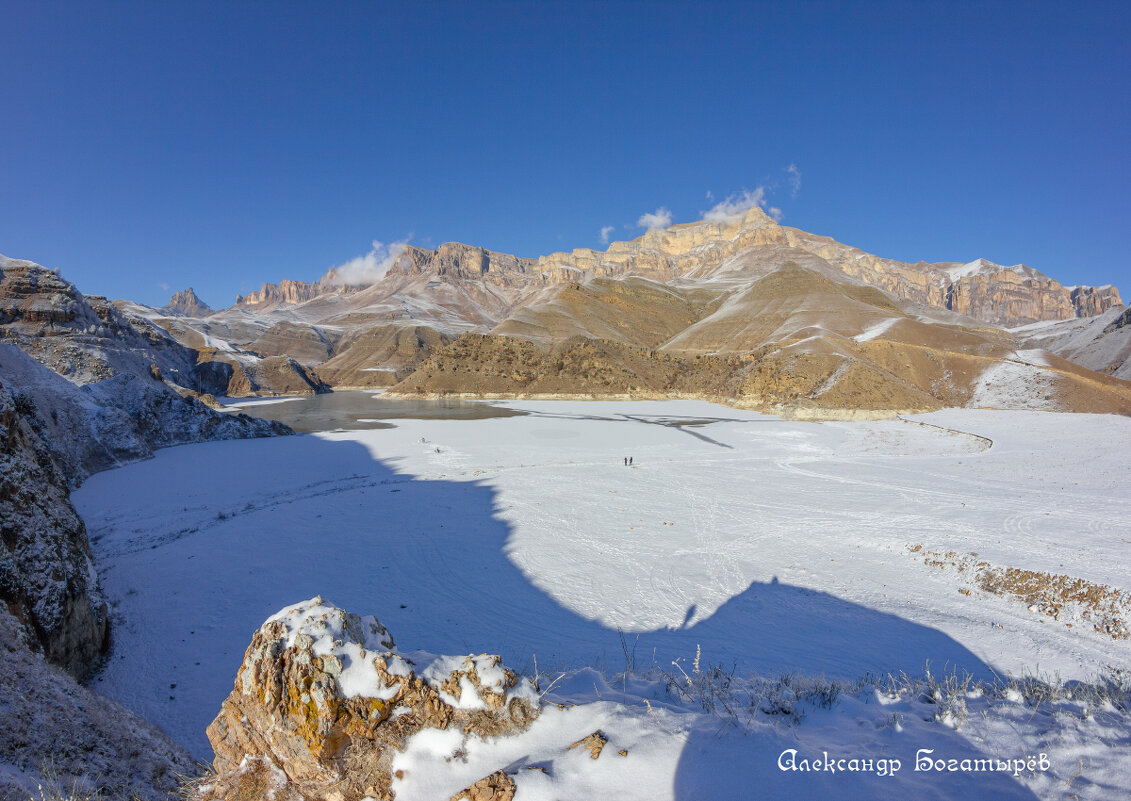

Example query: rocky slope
[389,262,1131,416]
[1012,305,1131,381]
[0,256,203,388]
[0,344,289,483]
[0,608,194,801]
[0,259,296,800]
[200,597,538,801]
[114,302,332,398]
[0,375,106,676]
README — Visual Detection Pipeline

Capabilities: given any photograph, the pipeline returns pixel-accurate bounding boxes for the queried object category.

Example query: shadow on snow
[82,431,1038,799]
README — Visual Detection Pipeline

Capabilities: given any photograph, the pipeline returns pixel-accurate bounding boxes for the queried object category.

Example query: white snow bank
[970,361,1059,410]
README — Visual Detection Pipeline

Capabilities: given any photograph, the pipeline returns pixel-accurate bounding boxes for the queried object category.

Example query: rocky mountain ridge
[531,208,1120,326]
[121,208,1129,404]
[161,287,214,317]
[228,209,1119,329]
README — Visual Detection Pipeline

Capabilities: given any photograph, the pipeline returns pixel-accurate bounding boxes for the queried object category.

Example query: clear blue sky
[2,0,1128,309]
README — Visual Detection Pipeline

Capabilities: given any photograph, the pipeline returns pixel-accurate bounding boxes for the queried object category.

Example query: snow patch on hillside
[942,260,1043,282]
[970,362,1059,410]
[853,317,900,342]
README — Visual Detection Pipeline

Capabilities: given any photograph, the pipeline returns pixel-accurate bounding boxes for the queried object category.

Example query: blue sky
[2,1,1128,309]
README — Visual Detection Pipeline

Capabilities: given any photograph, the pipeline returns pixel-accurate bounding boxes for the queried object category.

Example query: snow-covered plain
[72,400,1131,799]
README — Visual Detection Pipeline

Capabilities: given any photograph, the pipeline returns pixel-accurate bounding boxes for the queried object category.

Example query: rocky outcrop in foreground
[203,598,539,801]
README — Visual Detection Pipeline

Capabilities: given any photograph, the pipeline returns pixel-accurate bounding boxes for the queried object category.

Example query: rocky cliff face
[530,209,1121,327]
[236,278,338,311]
[1,255,202,387]
[161,287,214,318]
[0,377,107,676]
[1071,285,1121,318]
[386,243,538,288]
[234,244,542,314]
[202,597,538,801]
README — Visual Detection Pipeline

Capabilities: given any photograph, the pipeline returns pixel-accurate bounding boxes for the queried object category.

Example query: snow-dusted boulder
[204,597,539,801]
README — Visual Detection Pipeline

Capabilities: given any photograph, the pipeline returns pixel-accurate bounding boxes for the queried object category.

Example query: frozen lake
[220,389,526,432]
[73,401,1131,760]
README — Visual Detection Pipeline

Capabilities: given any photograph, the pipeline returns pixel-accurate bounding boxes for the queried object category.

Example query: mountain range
[104,207,1129,415]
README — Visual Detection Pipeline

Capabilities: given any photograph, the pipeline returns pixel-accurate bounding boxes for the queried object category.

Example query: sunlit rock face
[204,597,539,801]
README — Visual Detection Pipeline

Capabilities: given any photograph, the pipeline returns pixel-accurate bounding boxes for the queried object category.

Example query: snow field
[71,400,1131,798]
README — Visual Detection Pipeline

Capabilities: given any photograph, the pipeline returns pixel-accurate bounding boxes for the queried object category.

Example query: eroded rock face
[236,278,332,311]
[0,378,107,676]
[161,287,214,318]
[0,256,200,387]
[205,598,539,801]
[195,350,330,397]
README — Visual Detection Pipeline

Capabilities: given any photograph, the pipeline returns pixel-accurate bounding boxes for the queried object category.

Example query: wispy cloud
[637,207,673,230]
[159,282,170,291]
[700,188,769,222]
[705,190,714,202]
[786,163,802,198]
[328,238,409,286]
[701,165,800,223]
[599,225,616,244]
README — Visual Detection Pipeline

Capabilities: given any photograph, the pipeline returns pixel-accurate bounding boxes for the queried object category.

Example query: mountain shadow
[75,428,1037,799]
